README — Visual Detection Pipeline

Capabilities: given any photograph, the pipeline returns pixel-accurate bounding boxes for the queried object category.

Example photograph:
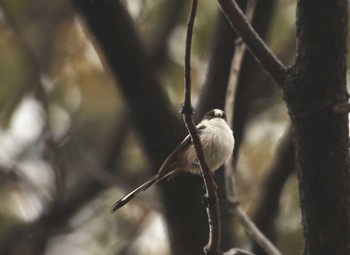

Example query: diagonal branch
[228,203,282,255]
[216,0,287,85]
[223,2,283,254]
[224,0,257,203]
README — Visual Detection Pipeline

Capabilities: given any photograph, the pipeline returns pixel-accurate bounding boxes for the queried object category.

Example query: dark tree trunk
[283,1,350,254]
[71,1,211,254]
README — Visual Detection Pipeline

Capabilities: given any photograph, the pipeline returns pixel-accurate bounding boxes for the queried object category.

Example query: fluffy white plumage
[182,115,234,174]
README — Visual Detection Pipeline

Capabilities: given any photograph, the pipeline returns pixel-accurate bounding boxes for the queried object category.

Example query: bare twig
[231,0,278,172]
[225,0,257,129]
[223,2,283,255]
[224,0,256,204]
[72,1,211,253]
[180,0,197,116]
[224,248,255,255]
[179,0,222,254]
[223,39,245,204]
[216,0,287,85]
[228,203,282,255]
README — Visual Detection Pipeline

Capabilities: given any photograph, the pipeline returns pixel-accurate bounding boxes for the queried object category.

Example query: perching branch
[180,0,197,116]
[216,0,287,85]
[179,0,222,254]
[71,1,211,253]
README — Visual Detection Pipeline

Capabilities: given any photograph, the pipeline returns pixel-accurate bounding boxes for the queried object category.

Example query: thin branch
[180,0,197,116]
[224,41,244,213]
[72,1,211,253]
[179,0,222,254]
[231,0,278,177]
[194,9,244,249]
[223,2,283,255]
[224,248,255,255]
[216,0,287,85]
[228,203,282,255]
[224,0,256,203]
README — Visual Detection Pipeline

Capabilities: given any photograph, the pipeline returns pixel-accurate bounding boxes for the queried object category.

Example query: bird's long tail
[111,171,174,213]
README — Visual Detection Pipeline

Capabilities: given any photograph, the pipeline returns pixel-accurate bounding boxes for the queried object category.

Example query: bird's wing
[157,123,206,176]
[111,124,207,213]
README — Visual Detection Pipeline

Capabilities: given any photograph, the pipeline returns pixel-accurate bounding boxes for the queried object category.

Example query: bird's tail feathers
[110,171,174,213]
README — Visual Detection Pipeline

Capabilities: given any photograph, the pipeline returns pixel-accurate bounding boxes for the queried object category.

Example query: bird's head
[203,109,227,121]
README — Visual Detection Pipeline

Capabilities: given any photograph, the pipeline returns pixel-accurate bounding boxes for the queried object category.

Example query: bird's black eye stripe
[204,110,216,120]
[203,109,227,120]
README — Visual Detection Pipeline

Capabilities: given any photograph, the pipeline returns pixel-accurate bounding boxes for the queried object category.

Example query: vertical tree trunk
[283,1,350,254]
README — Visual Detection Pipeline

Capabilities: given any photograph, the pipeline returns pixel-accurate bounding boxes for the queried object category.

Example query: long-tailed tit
[111,109,234,213]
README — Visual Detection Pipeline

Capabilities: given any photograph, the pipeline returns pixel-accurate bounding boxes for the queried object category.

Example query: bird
[111,109,234,213]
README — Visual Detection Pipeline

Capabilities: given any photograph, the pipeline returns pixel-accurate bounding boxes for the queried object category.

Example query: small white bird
[111,109,234,213]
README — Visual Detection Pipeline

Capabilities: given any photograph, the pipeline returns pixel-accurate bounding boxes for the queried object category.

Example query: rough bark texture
[283,1,350,254]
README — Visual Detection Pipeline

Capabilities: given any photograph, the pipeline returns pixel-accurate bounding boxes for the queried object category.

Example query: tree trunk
[283,1,350,254]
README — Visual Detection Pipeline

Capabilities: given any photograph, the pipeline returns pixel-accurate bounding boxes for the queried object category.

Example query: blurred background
[0,0,331,254]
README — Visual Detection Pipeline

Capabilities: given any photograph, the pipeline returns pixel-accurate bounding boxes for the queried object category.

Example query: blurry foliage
[0,0,346,255]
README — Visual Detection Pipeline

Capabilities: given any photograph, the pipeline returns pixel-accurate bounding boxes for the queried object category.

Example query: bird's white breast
[201,118,234,170]
[184,118,234,174]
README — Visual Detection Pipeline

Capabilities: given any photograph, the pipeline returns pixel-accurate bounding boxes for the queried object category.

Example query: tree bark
[283,1,350,254]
